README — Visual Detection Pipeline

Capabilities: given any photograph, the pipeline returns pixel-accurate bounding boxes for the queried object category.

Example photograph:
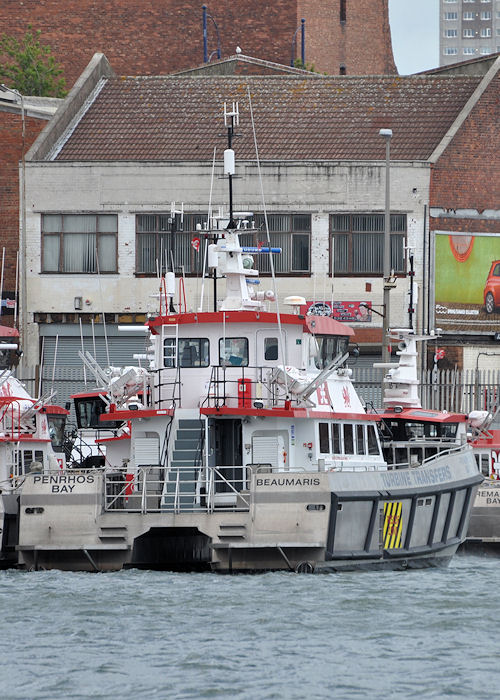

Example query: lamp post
[202,5,221,63]
[0,84,26,369]
[379,128,393,363]
[290,18,306,67]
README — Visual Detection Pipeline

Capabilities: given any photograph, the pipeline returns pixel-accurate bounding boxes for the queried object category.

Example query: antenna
[168,201,184,313]
[224,101,239,127]
[247,86,289,396]
[223,102,239,232]
[96,255,110,366]
[199,146,217,312]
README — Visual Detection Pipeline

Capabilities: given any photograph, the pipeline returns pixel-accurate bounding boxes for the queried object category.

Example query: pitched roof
[53,74,482,162]
[171,53,316,77]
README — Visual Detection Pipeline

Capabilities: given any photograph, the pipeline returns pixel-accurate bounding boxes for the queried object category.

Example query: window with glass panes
[239,213,310,274]
[136,213,208,275]
[330,213,406,275]
[42,214,117,273]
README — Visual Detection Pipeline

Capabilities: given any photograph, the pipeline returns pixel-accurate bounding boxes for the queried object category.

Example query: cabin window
[343,424,354,454]
[239,213,311,274]
[332,423,341,453]
[356,425,365,454]
[264,337,279,361]
[476,454,490,477]
[19,450,44,474]
[74,396,123,430]
[179,338,209,367]
[406,422,425,440]
[48,416,66,448]
[42,214,117,273]
[314,336,349,369]
[440,423,458,439]
[163,338,210,367]
[135,213,207,275]
[367,425,379,455]
[330,213,406,276]
[319,423,329,453]
[219,338,249,367]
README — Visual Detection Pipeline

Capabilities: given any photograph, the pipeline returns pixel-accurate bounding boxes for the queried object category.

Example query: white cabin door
[256,329,286,367]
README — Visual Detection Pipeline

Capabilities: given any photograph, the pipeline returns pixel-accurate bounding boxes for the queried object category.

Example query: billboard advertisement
[300,300,372,322]
[434,231,500,333]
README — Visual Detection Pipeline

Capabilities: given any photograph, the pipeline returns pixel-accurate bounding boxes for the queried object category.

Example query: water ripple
[1,556,500,699]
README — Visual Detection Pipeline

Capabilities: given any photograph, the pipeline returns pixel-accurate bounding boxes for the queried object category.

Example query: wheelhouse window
[240,214,310,274]
[330,213,406,275]
[219,338,249,366]
[136,213,207,275]
[314,336,350,369]
[163,338,210,368]
[74,395,123,430]
[42,214,117,273]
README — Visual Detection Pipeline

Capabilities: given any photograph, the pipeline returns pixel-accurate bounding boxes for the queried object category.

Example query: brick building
[0,95,60,325]
[1,0,396,83]
[425,55,500,370]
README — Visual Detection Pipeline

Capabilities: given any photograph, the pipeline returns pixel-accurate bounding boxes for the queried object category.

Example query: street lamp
[202,5,221,63]
[290,18,306,67]
[1,84,26,369]
[379,128,393,363]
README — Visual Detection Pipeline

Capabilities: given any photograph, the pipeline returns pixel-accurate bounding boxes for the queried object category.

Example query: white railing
[104,465,252,514]
[353,366,500,418]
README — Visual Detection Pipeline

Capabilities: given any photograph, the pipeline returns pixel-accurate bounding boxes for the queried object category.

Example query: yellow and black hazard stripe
[383,501,403,549]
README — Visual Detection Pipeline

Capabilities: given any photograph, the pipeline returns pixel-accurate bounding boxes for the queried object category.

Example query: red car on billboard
[484,260,500,314]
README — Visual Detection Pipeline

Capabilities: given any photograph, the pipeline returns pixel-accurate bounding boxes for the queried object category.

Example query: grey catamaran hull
[17,448,481,573]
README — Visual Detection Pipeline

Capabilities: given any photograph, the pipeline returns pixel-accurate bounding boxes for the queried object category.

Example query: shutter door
[39,331,149,413]
[252,435,285,469]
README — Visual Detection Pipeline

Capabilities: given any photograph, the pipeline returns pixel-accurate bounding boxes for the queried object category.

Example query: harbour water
[1,554,499,700]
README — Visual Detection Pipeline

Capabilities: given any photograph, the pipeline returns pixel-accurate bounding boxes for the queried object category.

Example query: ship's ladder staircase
[162,411,206,511]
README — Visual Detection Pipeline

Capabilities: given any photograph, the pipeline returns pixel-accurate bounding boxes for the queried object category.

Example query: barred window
[42,214,117,273]
[136,213,208,275]
[240,213,311,274]
[330,213,406,275]
[137,212,310,276]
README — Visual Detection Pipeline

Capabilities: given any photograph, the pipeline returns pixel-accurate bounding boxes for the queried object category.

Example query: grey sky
[389,0,439,74]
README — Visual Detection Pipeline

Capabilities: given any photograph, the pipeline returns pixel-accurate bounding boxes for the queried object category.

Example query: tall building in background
[440,0,500,65]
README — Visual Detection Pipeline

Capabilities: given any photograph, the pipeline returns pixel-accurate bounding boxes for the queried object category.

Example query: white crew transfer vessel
[17,108,482,572]
[0,326,68,567]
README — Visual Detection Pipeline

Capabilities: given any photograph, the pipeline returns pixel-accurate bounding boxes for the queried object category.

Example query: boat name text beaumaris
[33,474,95,493]
[381,465,452,489]
[256,476,321,487]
